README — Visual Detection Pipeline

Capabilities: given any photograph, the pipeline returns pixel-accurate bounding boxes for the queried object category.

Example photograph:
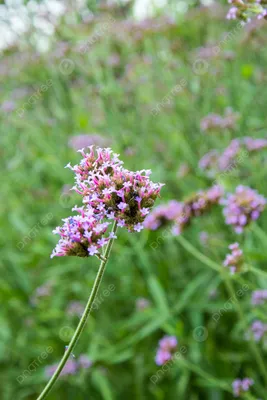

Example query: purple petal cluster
[223,243,243,274]
[199,137,267,174]
[51,206,112,258]
[66,301,84,317]
[144,200,190,232]
[68,146,163,232]
[155,335,178,366]
[52,147,163,257]
[68,134,111,151]
[232,378,254,397]
[251,290,267,305]
[46,354,92,378]
[251,320,267,341]
[136,297,151,311]
[200,108,240,132]
[221,185,266,233]
[144,185,223,235]
[227,0,267,22]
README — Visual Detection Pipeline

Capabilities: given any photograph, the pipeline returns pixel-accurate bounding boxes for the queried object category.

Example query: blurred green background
[1,0,267,399]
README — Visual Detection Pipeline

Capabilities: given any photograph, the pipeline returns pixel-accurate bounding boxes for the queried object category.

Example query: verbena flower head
[186,185,224,217]
[223,242,243,274]
[251,290,267,305]
[221,185,266,233]
[232,378,254,397]
[155,335,178,366]
[46,355,92,378]
[67,146,163,232]
[250,320,267,342]
[51,206,112,258]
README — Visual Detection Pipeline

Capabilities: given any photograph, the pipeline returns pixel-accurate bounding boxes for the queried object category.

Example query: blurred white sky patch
[133,0,168,19]
[0,0,65,51]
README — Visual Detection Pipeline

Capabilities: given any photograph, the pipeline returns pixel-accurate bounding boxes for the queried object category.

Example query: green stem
[176,235,267,387]
[36,221,118,400]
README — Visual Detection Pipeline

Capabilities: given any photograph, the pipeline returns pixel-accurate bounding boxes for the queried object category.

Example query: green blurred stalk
[36,221,118,400]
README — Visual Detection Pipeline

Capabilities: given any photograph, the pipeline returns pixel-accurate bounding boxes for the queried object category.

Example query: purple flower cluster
[221,185,266,233]
[250,320,267,342]
[66,301,84,317]
[251,290,267,305]
[30,281,54,305]
[227,0,267,22]
[52,147,163,257]
[46,354,92,377]
[145,185,223,235]
[200,108,240,132]
[51,207,112,258]
[199,137,267,174]
[155,335,178,366]
[223,243,243,274]
[68,134,111,151]
[232,378,254,397]
[136,297,151,311]
[144,200,190,233]
[68,146,163,232]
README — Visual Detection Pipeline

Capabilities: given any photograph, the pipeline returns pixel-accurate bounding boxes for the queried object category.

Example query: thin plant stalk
[36,221,118,400]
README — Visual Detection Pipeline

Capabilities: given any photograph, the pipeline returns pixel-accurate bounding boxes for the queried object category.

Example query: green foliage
[1,2,267,399]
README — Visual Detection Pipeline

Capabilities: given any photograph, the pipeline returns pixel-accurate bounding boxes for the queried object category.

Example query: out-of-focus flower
[177,163,190,178]
[46,360,77,377]
[68,135,111,151]
[46,354,92,378]
[30,281,54,305]
[227,0,267,22]
[223,243,243,274]
[144,200,191,235]
[251,290,267,305]
[199,231,209,246]
[78,355,92,369]
[136,297,151,311]
[1,100,16,112]
[186,185,224,217]
[155,335,178,366]
[221,186,266,233]
[200,108,240,132]
[232,377,254,397]
[198,150,220,177]
[250,320,267,341]
[66,301,84,317]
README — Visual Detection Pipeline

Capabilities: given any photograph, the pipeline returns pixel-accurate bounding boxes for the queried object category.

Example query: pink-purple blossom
[232,378,254,397]
[223,242,243,274]
[221,185,266,233]
[251,290,267,305]
[51,207,111,258]
[250,320,267,342]
[155,335,178,366]
[46,354,92,378]
[67,146,163,232]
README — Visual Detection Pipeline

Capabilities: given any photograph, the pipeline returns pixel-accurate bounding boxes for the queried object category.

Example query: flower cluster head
[66,301,84,317]
[144,185,223,235]
[227,0,267,22]
[46,354,92,378]
[67,146,163,232]
[223,243,243,274]
[251,290,267,305]
[68,134,111,151]
[186,185,224,217]
[250,320,267,342]
[221,185,266,233]
[199,137,267,176]
[200,108,240,132]
[144,200,190,233]
[51,147,163,258]
[136,297,151,311]
[232,378,254,397]
[155,335,178,366]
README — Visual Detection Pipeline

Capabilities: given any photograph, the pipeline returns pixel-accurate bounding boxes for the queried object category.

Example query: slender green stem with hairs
[36,221,118,400]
